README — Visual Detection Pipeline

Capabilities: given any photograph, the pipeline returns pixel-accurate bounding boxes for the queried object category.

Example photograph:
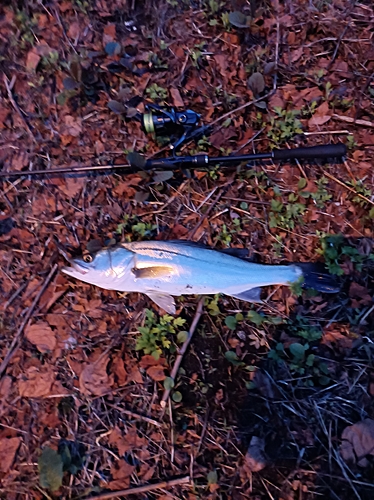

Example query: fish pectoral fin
[146,292,176,315]
[132,266,174,279]
[229,287,263,303]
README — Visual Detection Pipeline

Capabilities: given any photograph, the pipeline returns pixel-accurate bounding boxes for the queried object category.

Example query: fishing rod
[0,104,347,178]
[0,144,347,179]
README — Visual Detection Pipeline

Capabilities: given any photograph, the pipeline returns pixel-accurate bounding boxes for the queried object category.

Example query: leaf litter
[0,0,374,499]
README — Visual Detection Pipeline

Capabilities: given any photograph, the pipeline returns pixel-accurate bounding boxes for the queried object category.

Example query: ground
[1,0,374,499]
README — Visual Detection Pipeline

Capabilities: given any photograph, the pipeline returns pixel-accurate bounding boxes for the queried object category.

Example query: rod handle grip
[273,144,347,161]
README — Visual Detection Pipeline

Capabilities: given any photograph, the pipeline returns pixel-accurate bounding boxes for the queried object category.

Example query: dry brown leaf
[146,365,166,381]
[0,105,10,129]
[349,282,373,307]
[59,176,85,198]
[108,426,147,456]
[103,23,116,44]
[18,366,55,397]
[140,464,156,482]
[26,49,41,71]
[111,354,128,385]
[25,322,57,353]
[243,436,268,472]
[0,376,12,399]
[170,87,185,107]
[169,224,189,239]
[79,354,113,396]
[60,115,82,138]
[340,419,374,467]
[67,21,80,39]
[0,437,21,473]
[308,101,331,127]
[5,151,29,172]
[107,460,135,490]
[139,355,167,368]
[214,54,227,78]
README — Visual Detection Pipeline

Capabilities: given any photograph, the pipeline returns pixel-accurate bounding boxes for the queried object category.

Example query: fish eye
[83,254,93,263]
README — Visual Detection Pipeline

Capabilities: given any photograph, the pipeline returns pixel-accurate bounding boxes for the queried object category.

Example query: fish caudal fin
[297,263,340,293]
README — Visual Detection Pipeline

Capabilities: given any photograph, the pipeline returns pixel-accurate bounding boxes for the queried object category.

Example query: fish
[62,240,339,314]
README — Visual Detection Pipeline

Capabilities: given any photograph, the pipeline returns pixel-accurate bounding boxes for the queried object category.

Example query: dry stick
[160,298,205,408]
[83,476,191,500]
[333,114,374,128]
[188,182,231,240]
[208,91,275,128]
[323,170,374,206]
[3,75,37,144]
[0,264,58,377]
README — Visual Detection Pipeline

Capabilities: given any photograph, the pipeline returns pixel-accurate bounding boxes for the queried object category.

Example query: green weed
[116,215,157,240]
[269,197,306,230]
[136,309,187,360]
[146,83,168,101]
[298,176,332,209]
[267,108,303,146]
[317,233,366,276]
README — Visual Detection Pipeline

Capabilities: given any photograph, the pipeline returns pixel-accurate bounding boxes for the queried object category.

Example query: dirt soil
[1,0,374,499]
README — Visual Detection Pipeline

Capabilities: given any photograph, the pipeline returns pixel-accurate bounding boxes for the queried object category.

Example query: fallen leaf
[349,282,373,307]
[139,355,167,368]
[25,322,57,353]
[0,105,10,129]
[18,366,55,397]
[108,426,147,456]
[79,354,113,396]
[111,354,128,385]
[146,365,166,381]
[60,115,82,138]
[0,437,21,473]
[214,54,227,78]
[170,87,185,107]
[38,447,64,491]
[67,21,80,39]
[107,459,135,490]
[244,436,268,472]
[247,72,265,96]
[340,419,374,467]
[103,23,116,44]
[59,176,85,198]
[26,49,41,71]
[308,101,331,127]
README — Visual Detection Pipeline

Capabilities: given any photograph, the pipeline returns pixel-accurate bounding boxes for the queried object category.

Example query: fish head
[62,246,133,289]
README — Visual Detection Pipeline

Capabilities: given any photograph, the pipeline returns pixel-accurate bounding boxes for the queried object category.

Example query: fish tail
[296,262,340,293]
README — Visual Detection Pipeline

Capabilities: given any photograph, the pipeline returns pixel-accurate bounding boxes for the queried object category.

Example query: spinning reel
[140,104,208,152]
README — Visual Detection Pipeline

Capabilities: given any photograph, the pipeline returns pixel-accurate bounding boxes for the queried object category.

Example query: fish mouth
[61,259,90,277]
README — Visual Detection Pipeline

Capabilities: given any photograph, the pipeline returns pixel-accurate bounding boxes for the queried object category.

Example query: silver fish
[61,240,308,314]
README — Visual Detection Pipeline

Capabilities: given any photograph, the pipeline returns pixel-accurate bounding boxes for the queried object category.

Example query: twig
[3,74,37,144]
[160,298,204,407]
[323,170,374,206]
[82,476,191,500]
[208,91,275,128]
[188,182,231,240]
[333,114,374,128]
[0,263,58,377]
[303,129,350,136]
[105,403,162,427]
[232,127,265,155]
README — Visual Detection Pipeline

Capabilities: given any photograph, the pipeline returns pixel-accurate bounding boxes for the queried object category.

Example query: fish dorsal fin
[166,240,252,259]
[228,287,263,303]
[132,266,175,279]
[146,292,176,314]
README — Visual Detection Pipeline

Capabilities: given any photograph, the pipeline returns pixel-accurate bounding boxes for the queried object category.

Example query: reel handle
[273,144,347,160]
